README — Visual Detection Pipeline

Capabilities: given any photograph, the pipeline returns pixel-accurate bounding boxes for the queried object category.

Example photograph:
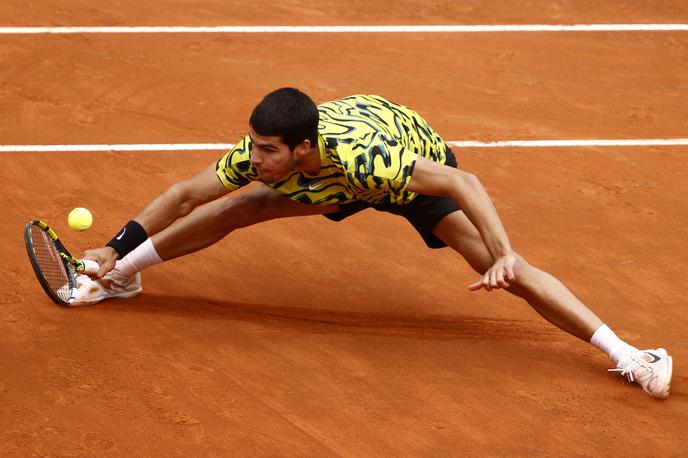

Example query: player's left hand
[469,253,516,291]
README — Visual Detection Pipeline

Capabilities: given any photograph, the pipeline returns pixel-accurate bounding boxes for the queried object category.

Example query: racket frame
[24,220,90,305]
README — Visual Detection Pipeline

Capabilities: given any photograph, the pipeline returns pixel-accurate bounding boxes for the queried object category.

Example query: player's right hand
[82,246,119,278]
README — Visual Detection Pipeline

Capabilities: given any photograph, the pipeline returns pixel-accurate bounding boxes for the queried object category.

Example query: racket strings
[30,225,72,302]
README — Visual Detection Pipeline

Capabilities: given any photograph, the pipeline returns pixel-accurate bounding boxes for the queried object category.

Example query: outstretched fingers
[468,275,488,291]
[468,255,517,292]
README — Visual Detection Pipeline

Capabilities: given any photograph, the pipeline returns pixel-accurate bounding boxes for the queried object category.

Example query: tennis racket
[24,220,99,306]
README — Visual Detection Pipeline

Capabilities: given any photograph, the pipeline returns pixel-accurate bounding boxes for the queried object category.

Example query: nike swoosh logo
[116,228,126,240]
[308,182,324,191]
[644,352,662,363]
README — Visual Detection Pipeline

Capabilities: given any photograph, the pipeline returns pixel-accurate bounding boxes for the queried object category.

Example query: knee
[215,194,256,227]
[505,253,535,294]
[512,253,530,277]
[215,187,275,228]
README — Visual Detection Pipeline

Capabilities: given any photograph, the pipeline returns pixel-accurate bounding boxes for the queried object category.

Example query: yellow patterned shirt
[216,94,448,205]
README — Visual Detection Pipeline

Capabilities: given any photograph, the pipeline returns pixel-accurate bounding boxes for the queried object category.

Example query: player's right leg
[152,183,338,261]
[75,184,338,304]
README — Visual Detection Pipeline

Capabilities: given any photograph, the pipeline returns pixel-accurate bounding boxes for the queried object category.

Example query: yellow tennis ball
[68,207,93,231]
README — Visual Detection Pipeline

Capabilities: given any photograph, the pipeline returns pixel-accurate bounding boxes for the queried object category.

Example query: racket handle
[81,259,100,275]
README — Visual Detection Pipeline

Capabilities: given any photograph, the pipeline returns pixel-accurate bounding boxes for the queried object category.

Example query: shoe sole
[660,355,673,399]
[73,287,142,305]
[650,348,672,400]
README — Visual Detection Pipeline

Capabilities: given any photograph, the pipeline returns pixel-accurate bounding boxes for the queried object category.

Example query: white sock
[115,238,163,277]
[590,324,638,365]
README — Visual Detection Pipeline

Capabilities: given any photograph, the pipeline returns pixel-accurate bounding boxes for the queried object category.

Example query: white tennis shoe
[74,270,142,305]
[609,348,673,399]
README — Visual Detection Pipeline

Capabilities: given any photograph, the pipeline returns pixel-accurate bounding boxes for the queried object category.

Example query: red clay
[1,2,687,456]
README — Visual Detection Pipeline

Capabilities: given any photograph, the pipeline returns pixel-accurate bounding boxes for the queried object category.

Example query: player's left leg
[432,210,602,341]
[432,209,673,398]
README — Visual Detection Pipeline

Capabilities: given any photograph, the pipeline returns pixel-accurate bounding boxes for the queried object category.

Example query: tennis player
[77,88,673,399]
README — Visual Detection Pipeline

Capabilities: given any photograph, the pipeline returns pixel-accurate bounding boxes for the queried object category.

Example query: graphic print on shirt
[216,94,448,206]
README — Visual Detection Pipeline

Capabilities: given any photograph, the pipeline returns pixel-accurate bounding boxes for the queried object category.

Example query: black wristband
[106,220,148,258]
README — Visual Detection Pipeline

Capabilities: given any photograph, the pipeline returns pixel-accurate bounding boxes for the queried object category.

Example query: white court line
[2,139,688,152]
[0,143,229,152]
[1,24,688,34]
[446,139,688,148]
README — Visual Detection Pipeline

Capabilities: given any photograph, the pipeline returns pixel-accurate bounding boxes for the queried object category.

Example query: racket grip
[81,259,100,275]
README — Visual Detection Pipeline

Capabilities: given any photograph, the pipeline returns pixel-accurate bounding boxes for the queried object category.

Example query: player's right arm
[134,162,230,236]
[84,162,231,277]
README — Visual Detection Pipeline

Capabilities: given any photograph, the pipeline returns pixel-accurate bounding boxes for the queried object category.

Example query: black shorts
[324,146,460,249]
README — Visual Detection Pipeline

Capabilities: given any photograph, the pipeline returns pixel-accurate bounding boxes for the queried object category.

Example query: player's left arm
[406,156,516,290]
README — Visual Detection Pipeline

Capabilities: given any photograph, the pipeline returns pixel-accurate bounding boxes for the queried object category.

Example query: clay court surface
[2,1,688,456]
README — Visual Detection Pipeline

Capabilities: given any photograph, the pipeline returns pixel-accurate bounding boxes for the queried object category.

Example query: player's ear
[294,139,311,158]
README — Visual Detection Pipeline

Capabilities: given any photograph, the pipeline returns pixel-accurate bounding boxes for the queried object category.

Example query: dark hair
[249,87,319,150]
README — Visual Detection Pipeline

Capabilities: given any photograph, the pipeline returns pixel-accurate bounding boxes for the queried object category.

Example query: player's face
[248,129,299,183]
